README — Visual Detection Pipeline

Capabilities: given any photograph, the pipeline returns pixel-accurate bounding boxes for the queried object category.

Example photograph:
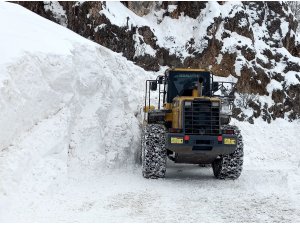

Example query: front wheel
[212,125,244,180]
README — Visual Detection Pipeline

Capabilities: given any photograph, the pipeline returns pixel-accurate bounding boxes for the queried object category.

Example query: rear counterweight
[165,133,237,163]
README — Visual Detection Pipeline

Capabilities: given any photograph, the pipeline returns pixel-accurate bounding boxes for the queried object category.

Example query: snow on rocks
[99,1,300,121]
[44,1,68,27]
[133,29,157,58]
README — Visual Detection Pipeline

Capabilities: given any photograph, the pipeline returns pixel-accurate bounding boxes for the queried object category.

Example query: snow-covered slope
[0,2,152,194]
[0,2,299,222]
[15,1,300,122]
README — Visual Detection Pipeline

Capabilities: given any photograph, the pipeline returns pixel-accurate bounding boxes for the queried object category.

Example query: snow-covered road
[1,162,300,222]
[1,118,299,223]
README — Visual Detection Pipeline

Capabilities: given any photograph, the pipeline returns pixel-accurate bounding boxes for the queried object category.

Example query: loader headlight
[185,101,192,107]
[212,101,220,107]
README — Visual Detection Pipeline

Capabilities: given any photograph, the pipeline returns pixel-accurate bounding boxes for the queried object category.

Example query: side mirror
[212,82,219,92]
[150,81,157,91]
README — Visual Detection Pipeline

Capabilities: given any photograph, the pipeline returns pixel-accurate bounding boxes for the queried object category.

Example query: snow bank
[0,2,152,195]
[232,118,300,169]
[0,3,86,65]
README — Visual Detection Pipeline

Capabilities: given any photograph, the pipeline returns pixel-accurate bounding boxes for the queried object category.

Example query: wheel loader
[141,68,244,179]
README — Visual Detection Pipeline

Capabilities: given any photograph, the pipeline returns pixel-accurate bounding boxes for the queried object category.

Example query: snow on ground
[0,2,300,223]
[1,119,300,223]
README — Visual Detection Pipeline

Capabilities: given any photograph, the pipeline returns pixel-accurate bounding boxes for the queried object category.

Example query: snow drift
[0,2,152,195]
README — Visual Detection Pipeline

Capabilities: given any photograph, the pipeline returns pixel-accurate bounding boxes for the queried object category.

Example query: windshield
[166,71,211,103]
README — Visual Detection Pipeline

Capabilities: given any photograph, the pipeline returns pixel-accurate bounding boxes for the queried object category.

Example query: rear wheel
[212,125,244,180]
[141,124,167,179]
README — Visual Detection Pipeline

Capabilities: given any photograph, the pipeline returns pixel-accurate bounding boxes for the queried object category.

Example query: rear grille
[184,100,220,135]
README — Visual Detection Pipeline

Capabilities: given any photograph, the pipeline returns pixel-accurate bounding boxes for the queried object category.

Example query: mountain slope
[16,1,300,123]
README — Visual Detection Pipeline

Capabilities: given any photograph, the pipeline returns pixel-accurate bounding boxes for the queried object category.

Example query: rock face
[13,1,300,122]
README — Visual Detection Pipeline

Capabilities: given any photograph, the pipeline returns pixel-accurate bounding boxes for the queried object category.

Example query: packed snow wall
[16,1,300,123]
[0,2,153,194]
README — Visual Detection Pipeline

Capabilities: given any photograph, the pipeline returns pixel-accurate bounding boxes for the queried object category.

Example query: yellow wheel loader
[141,68,243,179]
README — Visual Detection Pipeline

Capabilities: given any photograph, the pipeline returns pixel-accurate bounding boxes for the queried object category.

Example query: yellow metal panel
[176,96,221,102]
[171,68,209,72]
[143,105,155,112]
[192,88,199,97]
[164,103,173,122]
[164,103,172,110]
[165,112,173,122]
[172,105,180,128]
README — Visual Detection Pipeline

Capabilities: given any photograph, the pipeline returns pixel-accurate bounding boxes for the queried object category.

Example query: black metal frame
[144,76,166,112]
[212,81,236,111]
[213,81,235,98]
[144,73,236,115]
[182,99,221,136]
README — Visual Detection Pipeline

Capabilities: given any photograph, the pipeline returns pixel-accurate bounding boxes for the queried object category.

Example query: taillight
[184,135,190,141]
[217,135,223,142]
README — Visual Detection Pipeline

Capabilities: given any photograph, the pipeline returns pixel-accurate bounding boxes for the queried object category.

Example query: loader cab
[164,69,213,104]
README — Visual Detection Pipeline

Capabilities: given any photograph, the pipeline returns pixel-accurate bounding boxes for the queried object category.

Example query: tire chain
[142,124,167,179]
[212,125,244,180]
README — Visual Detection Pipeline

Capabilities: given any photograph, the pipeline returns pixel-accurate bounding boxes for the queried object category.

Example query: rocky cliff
[14,1,300,122]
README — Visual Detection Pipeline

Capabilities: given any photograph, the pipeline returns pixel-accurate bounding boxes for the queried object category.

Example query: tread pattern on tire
[142,124,167,179]
[212,125,244,180]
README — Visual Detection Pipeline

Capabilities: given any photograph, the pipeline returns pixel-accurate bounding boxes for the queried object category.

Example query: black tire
[212,125,244,180]
[142,124,167,179]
